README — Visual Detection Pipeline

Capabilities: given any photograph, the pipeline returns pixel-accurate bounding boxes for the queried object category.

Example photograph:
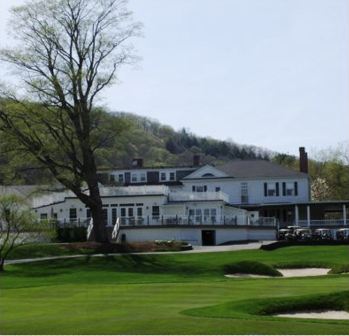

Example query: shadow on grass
[5,253,214,279]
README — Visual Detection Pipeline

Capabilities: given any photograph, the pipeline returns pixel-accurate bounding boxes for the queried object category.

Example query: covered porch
[244,201,349,228]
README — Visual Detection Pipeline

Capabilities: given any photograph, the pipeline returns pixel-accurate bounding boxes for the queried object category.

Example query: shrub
[56,227,87,242]
[223,261,282,276]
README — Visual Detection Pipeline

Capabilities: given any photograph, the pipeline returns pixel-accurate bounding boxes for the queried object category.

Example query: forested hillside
[1,110,348,200]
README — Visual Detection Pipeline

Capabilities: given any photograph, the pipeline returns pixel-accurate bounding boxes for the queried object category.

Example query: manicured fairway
[1,246,349,334]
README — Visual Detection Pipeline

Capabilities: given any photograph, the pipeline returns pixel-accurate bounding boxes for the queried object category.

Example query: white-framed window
[241,182,248,203]
[140,172,146,182]
[131,173,138,182]
[160,172,167,181]
[215,187,221,192]
[267,183,276,196]
[193,186,207,192]
[286,182,294,196]
[169,172,175,181]
[118,174,124,183]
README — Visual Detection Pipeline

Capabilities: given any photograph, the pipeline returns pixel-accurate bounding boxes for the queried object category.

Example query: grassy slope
[1,246,349,334]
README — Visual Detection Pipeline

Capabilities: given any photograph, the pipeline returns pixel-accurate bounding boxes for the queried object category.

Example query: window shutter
[204,185,207,192]
[282,182,286,196]
[264,183,267,197]
[294,182,298,196]
[276,182,279,196]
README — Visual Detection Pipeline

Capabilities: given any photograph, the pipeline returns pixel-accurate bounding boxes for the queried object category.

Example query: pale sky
[0,0,348,156]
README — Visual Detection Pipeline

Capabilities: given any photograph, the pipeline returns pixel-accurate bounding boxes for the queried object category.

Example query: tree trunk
[0,259,4,272]
[90,202,108,243]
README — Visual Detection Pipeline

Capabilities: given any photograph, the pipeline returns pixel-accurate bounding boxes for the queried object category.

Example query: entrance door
[201,230,216,246]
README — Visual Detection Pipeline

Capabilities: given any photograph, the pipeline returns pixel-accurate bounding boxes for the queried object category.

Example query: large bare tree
[0,0,141,242]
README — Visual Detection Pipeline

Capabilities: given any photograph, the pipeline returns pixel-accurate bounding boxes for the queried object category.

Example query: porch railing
[40,216,277,228]
[298,219,347,227]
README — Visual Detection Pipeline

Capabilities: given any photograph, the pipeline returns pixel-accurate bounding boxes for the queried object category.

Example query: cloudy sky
[0,0,348,156]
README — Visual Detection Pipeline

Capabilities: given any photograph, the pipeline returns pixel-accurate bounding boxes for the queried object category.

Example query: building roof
[216,160,308,179]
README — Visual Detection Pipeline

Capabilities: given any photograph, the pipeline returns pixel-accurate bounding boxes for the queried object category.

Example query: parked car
[313,228,333,240]
[336,228,349,241]
[294,228,312,240]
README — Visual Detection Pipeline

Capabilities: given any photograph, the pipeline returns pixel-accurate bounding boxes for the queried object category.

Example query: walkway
[5,241,272,265]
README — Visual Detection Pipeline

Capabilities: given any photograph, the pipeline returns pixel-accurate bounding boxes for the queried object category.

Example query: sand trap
[276,310,349,320]
[225,268,331,278]
[224,273,270,278]
[277,268,331,277]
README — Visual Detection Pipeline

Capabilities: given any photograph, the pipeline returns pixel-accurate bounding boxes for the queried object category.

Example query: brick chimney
[131,158,143,168]
[299,147,308,173]
[193,155,201,167]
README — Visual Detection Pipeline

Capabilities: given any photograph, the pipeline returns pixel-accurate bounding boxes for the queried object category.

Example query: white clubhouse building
[4,148,347,245]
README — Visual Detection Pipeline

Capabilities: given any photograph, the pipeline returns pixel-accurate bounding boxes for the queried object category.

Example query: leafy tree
[0,0,141,242]
[0,194,52,271]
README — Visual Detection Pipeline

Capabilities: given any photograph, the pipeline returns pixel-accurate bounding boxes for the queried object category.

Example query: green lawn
[1,245,349,334]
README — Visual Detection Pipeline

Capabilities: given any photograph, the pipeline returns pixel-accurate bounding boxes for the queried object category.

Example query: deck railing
[42,216,277,228]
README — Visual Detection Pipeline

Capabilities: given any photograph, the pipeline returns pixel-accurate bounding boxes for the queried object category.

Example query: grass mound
[329,264,349,274]
[183,291,349,322]
[223,260,282,276]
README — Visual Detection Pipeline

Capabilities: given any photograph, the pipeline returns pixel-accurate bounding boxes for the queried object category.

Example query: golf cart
[278,228,292,240]
[336,228,349,241]
[313,228,333,241]
[294,228,312,241]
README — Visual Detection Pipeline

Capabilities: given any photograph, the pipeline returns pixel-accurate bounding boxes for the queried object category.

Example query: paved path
[5,241,271,265]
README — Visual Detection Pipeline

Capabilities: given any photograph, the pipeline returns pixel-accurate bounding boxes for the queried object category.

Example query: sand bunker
[276,310,349,320]
[277,268,331,277]
[224,273,270,278]
[225,268,331,278]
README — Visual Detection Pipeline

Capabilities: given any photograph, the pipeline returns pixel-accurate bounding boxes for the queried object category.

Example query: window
[169,172,175,181]
[267,183,276,196]
[137,207,143,217]
[40,213,48,220]
[131,173,138,182]
[69,208,77,220]
[160,172,166,181]
[283,182,298,196]
[196,185,207,192]
[195,209,202,222]
[286,182,294,196]
[110,174,115,182]
[86,208,91,219]
[140,172,146,182]
[152,206,160,219]
[264,182,279,197]
[118,174,124,183]
[215,187,221,192]
[128,208,134,217]
[241,182,248,203]
[120,208,126,217]
[112,208,117,225]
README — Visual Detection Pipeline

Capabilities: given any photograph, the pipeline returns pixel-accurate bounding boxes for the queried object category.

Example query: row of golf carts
[278,226,349,241]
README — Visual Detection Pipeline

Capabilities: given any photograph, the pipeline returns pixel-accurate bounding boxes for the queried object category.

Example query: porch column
[295,205,299,225]
[343,205,347,226]
[306,205,311,227]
